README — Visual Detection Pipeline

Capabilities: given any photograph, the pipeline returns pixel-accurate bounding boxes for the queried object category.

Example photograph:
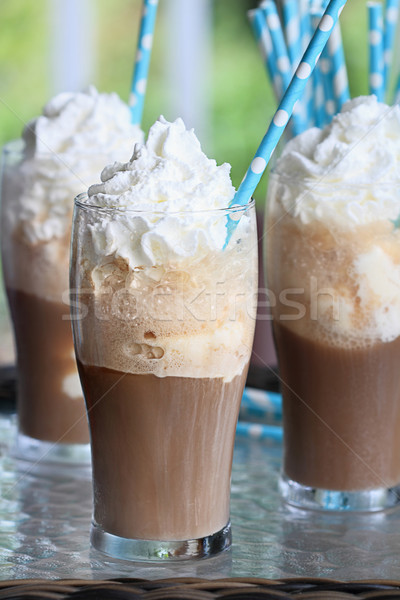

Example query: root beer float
[70,116,257,559]
[266,96,400,511]
[1,87,143,464]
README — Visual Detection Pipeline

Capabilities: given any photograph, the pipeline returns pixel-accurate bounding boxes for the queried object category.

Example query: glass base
[12,432,91,474]
[90,520,232,561]
[279,473,400,512]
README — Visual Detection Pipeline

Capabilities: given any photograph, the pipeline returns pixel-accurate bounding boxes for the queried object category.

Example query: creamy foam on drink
[3,86,143,300]
[1,86,143,445]
[78,116,254,381]
[268,95,400,347]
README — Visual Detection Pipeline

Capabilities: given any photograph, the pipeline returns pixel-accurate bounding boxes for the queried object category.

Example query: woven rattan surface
[1,578,400,600]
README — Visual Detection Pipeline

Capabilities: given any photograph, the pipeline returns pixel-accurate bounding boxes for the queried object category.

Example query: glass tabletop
[1,411,400,581]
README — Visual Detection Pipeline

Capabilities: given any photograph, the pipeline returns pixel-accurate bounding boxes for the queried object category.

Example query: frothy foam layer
[9,86,143,246]
[86,116,236,268]
[77,246,256,381]
[272,96,400,227]
[2,87,143,300]
[268,96,400,347]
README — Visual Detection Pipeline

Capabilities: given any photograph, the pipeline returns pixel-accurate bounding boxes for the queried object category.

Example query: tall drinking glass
[0,141,92,465]
[70,194,257,560]
[266,173,400,511]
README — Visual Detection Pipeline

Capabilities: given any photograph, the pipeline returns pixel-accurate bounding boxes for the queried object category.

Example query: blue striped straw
[129,0,159,125]
[384,0,400,95]
[240,387,282,421]
[248,8,282,102]
[261,0,306,136]
[282,0,302,69]
[326,20,350,111]
[236,421,283,442]
[230,0,348,212]
[368,1,385,102]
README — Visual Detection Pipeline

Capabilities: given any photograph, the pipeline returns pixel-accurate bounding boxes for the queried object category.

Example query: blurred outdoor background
[0,0,392,364]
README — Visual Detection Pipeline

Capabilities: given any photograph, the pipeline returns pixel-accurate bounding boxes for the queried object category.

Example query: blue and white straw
[368,1,385,102]
[236,422,283,442]
[326,21,350,111]
[231,0,348,210]
[384,0,400,95]
[240,387,282,421]
[311,11,330,126]
[281,0,302,70]
[129,0,159,125]
[320,48,336,121]
[261,0,306,136]
[248,8,282,101]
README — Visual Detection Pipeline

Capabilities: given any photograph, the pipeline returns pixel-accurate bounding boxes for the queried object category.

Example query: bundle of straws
[249,0,400,138]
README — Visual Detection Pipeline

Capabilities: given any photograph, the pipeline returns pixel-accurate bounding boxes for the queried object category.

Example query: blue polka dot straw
[281,0,302,70]
[261,0,307,136]
[229,0,348,215]
[129,0,159,126]
[384,0,400,96]
[326,20,350,112]
[247,8,283,102]
[368,1,385,102]
[236,421,283,442]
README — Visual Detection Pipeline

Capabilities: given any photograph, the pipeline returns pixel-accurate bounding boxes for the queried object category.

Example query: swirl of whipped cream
[87,116,236,268]
[11,86,143,244]
[272,95,400,227]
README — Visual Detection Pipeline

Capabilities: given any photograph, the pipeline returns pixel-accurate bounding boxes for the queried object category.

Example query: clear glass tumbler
[70,193,257,560]
[0,140,109,467]
[266,172,400,511]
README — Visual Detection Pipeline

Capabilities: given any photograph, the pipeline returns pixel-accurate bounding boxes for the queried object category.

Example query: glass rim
[74,192,255,216]
[269,170,400,189]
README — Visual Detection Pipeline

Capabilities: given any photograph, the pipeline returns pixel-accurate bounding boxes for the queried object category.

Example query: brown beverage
[78,363,248,540]
[266,96,400,510]
[274,323,400,491]
[7,288,88,444]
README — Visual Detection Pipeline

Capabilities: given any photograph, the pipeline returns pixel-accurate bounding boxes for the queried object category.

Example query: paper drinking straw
[261,0,306,136]
[368,1,385,102]
[236,421,283,442]
[299,0,315,127]
[129,0,159,125]
[240,387,282,421]
[326,21,350,111]
[300,0,312,52]
[248,8,282,102]
[384,0,400,94]
[319,49,336,121]
[231,0,348,211]
[311,11,330,126]
[281,0,302,70]
[312,59,327,127]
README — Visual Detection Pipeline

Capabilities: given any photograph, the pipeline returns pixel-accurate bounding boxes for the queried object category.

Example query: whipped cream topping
[272,96,400,227]
[11,86,143,244]
[86,116,237,268]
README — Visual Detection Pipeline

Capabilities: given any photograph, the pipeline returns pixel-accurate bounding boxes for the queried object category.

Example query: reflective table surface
[1,409,400,581]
